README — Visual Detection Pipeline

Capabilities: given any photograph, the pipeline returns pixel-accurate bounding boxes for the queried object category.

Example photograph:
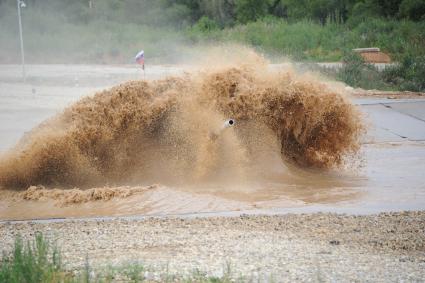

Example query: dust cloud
[0,53,363,191]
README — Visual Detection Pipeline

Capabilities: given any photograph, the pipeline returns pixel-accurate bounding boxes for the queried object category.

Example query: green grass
[0,233,67,283]
[0,234,243,283]
[188,17,425,62]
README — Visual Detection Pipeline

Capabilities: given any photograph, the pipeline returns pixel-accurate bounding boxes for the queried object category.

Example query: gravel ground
[1,211,425,282]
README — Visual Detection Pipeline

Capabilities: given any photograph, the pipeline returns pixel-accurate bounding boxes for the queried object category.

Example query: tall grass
[0,233,65,283]
[188,17,425,62]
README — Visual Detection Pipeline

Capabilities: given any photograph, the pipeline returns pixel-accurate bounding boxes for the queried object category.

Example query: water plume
[0,60,363,189]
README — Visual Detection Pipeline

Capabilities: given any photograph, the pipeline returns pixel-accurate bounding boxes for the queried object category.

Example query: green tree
[399,0,425,21]
[235,0,268,23]
[350,0,403,19]
[281,0,351,23]
[377,0,403,17]
[192,15,219,32]
[198,0,236,26]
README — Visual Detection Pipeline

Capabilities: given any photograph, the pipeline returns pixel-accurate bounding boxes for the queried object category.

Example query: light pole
[16,0,26,82]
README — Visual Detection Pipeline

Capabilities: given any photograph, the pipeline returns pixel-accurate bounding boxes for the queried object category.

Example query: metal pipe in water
[210,119,235,140]
[222,119,235,129]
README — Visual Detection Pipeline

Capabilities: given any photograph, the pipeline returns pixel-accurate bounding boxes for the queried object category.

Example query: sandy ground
[1,212,424,281]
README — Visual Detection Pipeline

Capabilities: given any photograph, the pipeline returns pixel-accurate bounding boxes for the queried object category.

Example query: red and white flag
[135,50,145,70]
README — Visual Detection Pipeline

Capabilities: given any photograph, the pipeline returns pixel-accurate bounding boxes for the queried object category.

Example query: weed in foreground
[0,233,67,283]
[0,234,248,283]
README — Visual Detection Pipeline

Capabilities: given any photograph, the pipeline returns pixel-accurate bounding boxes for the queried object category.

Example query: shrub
[332,51,391,90]
[235,0,268,24]
[338,52,367,87]
[192,16,220,33]
[383,54,425,92]
[399,0,425,21]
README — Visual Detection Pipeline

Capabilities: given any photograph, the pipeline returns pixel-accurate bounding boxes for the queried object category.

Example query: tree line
[1,0,424,28]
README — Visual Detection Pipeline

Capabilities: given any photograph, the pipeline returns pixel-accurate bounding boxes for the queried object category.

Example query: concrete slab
[0,108,57,152]
[362,125,405,143]
[383,101,425,122]
[361,104,425,141]
[354,98,425,105]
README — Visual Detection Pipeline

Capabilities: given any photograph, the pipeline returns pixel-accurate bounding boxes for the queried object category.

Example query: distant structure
[353,48,391,63]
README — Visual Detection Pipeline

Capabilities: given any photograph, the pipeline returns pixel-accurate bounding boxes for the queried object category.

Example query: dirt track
[1,211,424,281]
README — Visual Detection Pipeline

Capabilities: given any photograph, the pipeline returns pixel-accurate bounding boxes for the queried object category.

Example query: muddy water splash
[0,63,363,189]
[20,185,157,206]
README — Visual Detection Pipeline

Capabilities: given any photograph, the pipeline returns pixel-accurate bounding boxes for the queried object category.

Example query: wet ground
[0,64,424,221]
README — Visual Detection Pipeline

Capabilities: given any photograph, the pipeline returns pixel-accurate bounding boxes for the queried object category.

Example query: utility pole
[16,0,26,82]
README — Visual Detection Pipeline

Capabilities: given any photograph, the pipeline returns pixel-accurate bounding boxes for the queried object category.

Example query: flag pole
[16,0,26,82]
[135,50,145,80]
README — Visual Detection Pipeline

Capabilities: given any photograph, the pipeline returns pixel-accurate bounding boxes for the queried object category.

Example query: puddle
[2,142,424,220]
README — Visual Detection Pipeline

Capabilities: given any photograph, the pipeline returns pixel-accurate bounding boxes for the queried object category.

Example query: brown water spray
[0,61,363,189]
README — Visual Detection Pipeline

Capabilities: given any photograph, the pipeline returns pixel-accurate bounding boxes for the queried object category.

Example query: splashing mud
[0,60,363,190]
[20,185,157,206]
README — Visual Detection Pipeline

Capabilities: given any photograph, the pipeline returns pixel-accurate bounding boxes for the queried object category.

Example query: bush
[192,16,220,33]
[235,0,268,24]
[383,54,425,92]
[399,0,425,21]
[327,51,392,90]
[338,52,367,87]
[320,51,425,92]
